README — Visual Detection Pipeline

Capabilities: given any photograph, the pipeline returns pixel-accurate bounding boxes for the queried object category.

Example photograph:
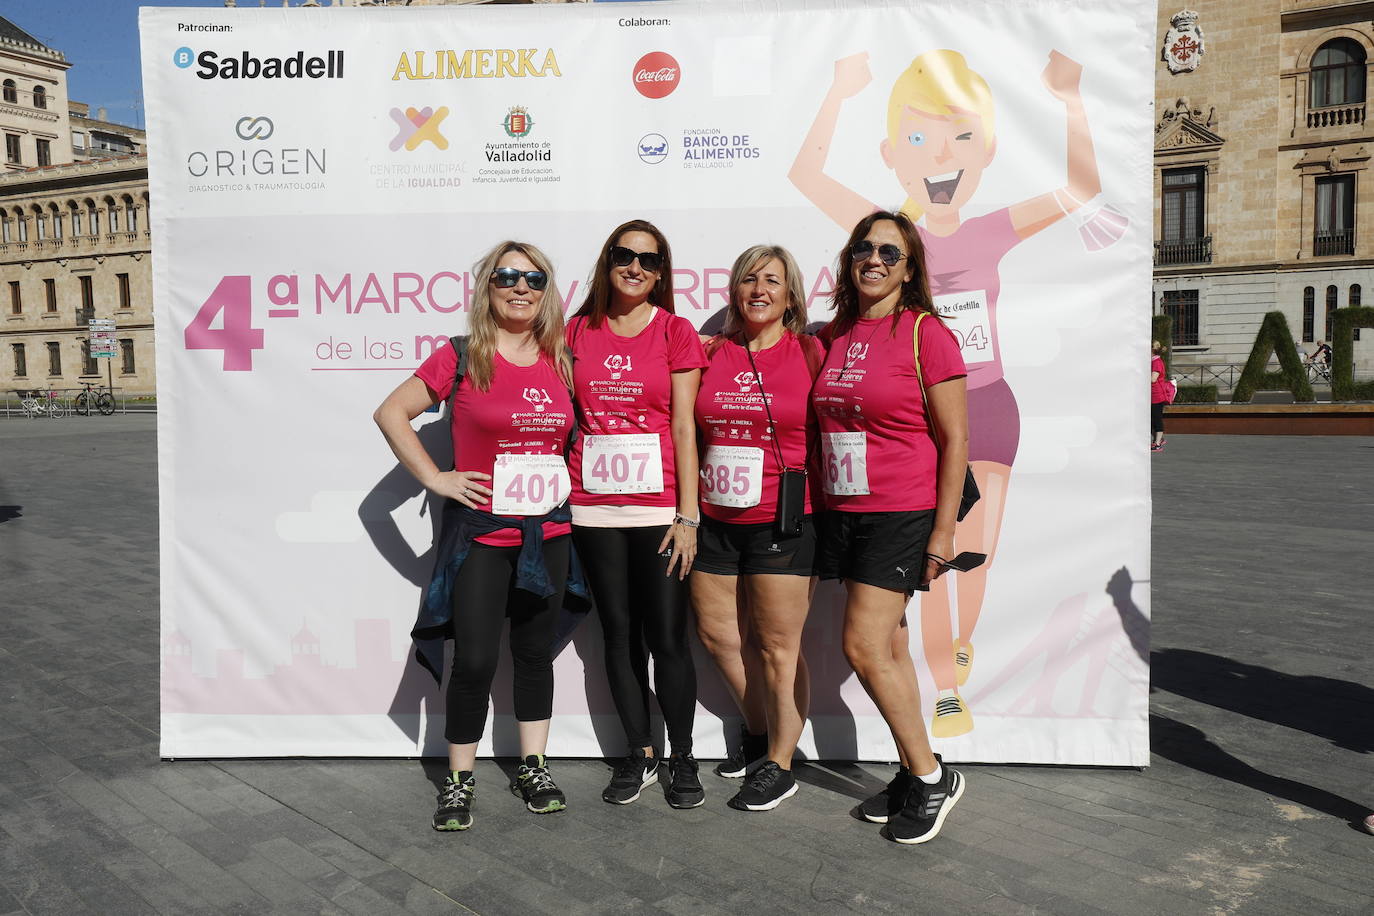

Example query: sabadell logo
[633,51,679,99]
[174,46,345,80]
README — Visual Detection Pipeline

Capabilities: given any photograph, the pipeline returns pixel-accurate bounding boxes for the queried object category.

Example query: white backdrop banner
[143,0,1154,763]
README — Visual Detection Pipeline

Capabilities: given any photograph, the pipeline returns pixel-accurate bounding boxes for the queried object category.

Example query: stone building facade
[1155,1,1374,374]
[0,17,152,399]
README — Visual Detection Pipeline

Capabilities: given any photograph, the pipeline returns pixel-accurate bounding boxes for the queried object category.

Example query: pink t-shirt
[414,344,574,547]
[813,310,966,512]
[1151,355,1170,404]
[566,308,709,509]
[694,332,822,525]
[919,207,1021,391]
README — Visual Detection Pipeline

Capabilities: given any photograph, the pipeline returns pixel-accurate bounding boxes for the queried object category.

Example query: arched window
[1351,284,1363,341]
[1325,284,1339,339]
[69,202,82,237]
[123,196,137,233]
[32,85,45,110]
[49,204,61,240]
[1310,38,1367,108]
[31,206,45,241]
[1302,287,1316,342]
[1,215,9,244]
[87,201,99,236]
[14,209,27,243]
[1,80,15,104]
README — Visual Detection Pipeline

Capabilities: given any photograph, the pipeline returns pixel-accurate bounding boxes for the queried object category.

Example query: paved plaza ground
[1,417,1371,915]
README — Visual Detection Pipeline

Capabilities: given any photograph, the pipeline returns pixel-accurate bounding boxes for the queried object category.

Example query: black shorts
[1151,401,1165,433]
[816,509,935,594]
[693,514,817,577]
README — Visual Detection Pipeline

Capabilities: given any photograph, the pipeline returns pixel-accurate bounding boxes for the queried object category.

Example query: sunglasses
[850,240,907,267]
[609,245,664,273]
[490,267,549,290]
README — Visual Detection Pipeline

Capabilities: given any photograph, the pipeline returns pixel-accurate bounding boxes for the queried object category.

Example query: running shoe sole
[889,771,965,845]
[604,769,659,805]
[666,790,705,809]
[522,798,566,814]
[728,782,798,812]
[432,816,471,831]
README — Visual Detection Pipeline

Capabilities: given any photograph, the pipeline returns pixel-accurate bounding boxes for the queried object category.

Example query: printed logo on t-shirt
[732,369,762,393]
[522,387,554,412]
[603,354,634,379]
[845,341,869,364]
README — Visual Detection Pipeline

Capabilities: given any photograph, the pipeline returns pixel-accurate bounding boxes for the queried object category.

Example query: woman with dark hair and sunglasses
[812,211,970,844]
[692,244,824,812]
[566,219,709,808]
[375,240,574,832]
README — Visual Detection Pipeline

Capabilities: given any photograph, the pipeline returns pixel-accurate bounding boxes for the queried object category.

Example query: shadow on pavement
[1149,713,1367,828]
[1152,648,1373,753]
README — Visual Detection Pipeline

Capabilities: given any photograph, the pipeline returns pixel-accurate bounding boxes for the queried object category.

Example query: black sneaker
[713,727,768,778]
[886,760,964,845]
[432,771,474,831]
[665,752,705,809]
[859,766,912,824]
[727,761,797,811]
[511,754,567,814]
[602,748,659,805]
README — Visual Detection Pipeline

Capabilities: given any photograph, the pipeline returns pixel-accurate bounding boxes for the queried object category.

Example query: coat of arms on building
[1163,10,1205,74]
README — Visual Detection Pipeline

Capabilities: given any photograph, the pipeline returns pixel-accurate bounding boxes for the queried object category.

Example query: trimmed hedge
[1174,384,1218,403]
[1151,314,1172,375]
[1331,306,1374,401]
[1352,380,1374,401]
[1231,311,1315,403]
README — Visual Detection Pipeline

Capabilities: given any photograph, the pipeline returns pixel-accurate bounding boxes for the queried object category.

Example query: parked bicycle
[73,381,116,417]
[18,388,66,419]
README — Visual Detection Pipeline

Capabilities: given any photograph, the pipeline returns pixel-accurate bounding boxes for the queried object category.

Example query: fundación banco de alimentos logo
[389,106,450,151]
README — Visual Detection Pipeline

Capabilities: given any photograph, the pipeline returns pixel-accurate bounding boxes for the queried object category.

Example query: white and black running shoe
[602,748,659,805]
[432,771,474,831]
[886,760,964,845]
[859,765,912,824]
[727,761,797,811]
[665,752,705,809]
[714,727,768,778]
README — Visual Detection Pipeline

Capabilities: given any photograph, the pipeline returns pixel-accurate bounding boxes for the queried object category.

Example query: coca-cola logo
[633,51,680,99]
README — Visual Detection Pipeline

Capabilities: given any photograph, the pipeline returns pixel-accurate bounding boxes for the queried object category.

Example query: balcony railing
[1306,103,1365,129]
[1154,236,1212,266]
[1314,229,1354,256]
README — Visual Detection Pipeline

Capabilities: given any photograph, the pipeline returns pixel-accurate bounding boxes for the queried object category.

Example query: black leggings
[445,536,570,745]
[1151,401,1165,434]
[572,525,696,751]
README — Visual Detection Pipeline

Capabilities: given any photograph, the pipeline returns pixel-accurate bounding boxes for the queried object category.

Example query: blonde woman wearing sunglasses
[375,240,574,832]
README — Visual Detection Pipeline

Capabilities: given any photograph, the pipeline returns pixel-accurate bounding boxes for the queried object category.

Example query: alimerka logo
[180,48,345,80]
[389,106,450,151]
[392,49,562,81]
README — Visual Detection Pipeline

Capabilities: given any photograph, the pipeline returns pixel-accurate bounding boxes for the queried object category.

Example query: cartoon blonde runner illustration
[790,48,1125,738]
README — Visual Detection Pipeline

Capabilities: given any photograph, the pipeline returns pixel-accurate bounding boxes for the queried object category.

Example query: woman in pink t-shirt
[374,241,574,831]
[565,220,708,809]
[1150,341,1168,452]
[692,244,824,812]
[812,211,970,845]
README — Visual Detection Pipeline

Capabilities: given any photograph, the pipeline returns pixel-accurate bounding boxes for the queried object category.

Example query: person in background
[1151,340,1168,452]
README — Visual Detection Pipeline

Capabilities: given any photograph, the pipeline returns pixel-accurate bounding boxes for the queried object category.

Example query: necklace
[837,318,886,379]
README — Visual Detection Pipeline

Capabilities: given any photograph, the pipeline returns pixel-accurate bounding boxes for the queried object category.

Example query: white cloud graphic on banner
[1016,417,1098,474]
[276,491,369,543]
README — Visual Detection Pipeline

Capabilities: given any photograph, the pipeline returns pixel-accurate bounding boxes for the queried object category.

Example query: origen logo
[389,106,450,151]
[637,133,668,164]
[522,388,553,412]
[235,116,274,141]
[633,51,679,99]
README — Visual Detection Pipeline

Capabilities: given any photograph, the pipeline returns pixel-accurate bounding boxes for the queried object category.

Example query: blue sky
[3,0,230,128]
